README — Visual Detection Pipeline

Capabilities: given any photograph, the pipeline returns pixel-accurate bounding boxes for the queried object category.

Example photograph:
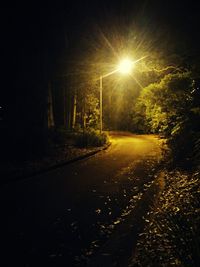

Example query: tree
[137,71,200,164]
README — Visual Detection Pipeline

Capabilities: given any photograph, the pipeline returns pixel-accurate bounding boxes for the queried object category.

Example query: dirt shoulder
[129,169,200,267]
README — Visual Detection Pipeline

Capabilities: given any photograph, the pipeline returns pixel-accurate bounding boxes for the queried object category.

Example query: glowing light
[118,58,134,74]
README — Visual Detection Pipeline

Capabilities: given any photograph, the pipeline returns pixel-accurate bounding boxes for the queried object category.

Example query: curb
[1,142,111,186]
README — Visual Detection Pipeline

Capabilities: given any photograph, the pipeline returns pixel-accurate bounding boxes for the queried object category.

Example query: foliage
[48,127,74,145]
[137,71,200,165]
[75,129,109,148]
[83,94,99,130]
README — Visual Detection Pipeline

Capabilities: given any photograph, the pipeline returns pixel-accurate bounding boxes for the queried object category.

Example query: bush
[75,129,109,148]
[138,72,200,167]
[48,127,74,145]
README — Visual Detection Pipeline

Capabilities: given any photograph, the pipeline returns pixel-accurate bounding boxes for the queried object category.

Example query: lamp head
[118,58,134,74]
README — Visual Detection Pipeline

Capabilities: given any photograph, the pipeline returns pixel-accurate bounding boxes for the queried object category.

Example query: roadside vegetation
[136,71,200,168]
[75,129,109,148]
[48,127,109,148]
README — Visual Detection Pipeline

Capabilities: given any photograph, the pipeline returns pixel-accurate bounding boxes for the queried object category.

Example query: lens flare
[118,58,134,74]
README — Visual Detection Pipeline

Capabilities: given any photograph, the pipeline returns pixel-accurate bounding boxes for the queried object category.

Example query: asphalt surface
[0,132,162,267]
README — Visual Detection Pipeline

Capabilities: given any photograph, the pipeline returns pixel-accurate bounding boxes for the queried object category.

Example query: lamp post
[99,58,134,133]
[100,75,103,133]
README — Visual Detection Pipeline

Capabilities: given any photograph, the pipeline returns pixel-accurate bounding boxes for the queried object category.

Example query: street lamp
[118,58,134,74]
[99,58,134,133]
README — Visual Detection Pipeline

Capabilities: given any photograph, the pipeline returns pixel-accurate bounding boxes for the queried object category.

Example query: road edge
[1,142,112,185]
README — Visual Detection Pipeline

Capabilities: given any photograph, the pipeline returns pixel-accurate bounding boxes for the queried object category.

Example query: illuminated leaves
[139,71,194,135]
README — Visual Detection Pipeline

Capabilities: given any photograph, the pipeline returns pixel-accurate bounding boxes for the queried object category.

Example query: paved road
[0,132,162,266]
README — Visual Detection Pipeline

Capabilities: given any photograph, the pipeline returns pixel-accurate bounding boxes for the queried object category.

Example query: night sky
[2,1,200,72]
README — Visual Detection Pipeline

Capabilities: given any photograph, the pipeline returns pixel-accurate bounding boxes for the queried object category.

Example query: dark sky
[2,1,200,60]
[1,0,200,97]
[2,1,200,49]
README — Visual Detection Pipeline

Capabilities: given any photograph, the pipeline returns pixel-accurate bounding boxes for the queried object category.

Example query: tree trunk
[72,91,77,129]
[48,80,55,128]
[63,86,66,128]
